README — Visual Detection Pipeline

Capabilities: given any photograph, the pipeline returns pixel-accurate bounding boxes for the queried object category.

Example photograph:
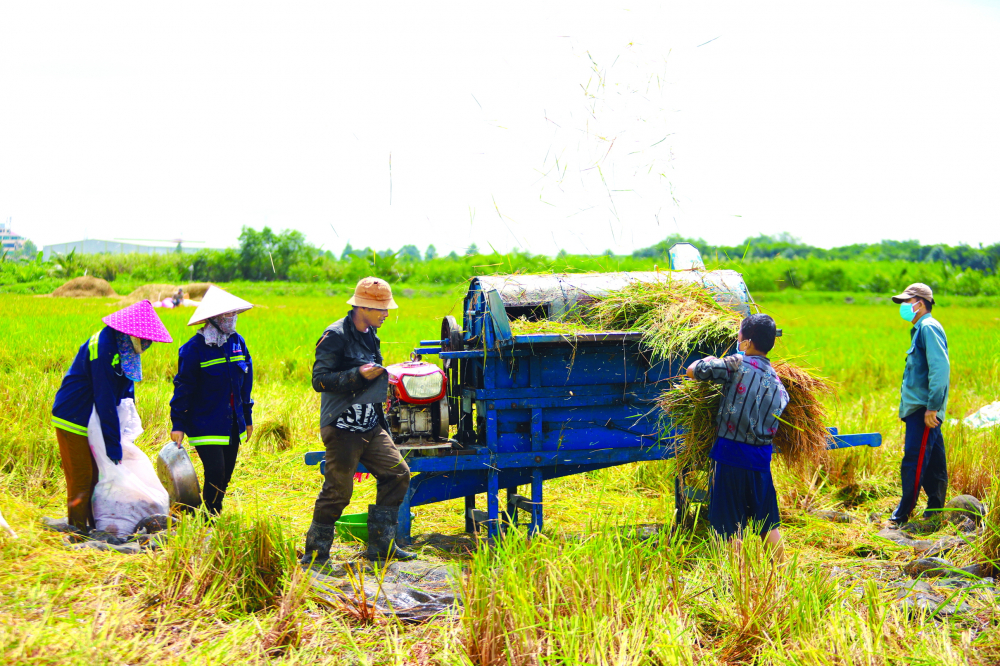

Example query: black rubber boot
[363,505,417,562]
[300,521,337,565]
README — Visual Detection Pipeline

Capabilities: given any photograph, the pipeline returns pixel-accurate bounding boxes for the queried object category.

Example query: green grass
[1,289,1000,664]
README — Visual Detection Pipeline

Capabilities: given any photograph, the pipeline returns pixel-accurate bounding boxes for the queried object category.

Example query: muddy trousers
[891,409,948,524]
[194,424,241,515]
[55,427,99,531]
[310,425,410,527]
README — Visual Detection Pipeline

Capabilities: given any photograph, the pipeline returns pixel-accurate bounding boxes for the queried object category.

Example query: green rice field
[1,287,1000,664]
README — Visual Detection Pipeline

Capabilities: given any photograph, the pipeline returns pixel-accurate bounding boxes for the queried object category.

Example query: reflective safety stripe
[239,429,248,441]
[52,417,89,437]
[88,331,101,361]
[188,436,231,445]
[199,355,247,368]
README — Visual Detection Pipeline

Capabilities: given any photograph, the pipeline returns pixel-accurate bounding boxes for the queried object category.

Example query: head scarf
[114,332,150,382]
[200,313,238,347]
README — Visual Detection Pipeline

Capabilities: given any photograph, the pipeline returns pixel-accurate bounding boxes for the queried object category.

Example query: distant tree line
[4,227,1000,297]
[634,233,1000,274]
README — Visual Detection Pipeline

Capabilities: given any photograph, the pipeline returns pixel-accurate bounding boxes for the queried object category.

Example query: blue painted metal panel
[828,433,882,449]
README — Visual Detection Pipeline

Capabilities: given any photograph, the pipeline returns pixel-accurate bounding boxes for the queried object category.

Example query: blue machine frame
[305,273,882,542]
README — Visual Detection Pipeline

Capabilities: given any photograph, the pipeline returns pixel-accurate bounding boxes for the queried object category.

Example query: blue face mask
[899,302,918,322]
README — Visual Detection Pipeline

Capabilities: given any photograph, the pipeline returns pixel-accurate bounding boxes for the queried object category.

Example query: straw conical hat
[103,300,174,343]
[187,286,254,326]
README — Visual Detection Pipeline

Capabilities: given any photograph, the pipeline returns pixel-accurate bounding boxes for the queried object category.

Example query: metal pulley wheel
[440,315,464,355]
[441,315,464,423]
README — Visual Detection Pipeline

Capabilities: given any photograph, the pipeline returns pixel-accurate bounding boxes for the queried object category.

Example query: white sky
[1,0,999,256]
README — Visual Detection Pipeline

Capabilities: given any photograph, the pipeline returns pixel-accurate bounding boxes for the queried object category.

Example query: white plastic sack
[88,399,170,535]
[948,401,1000,430]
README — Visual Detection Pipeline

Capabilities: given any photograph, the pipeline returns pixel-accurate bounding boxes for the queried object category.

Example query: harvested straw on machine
[509,279,745,362]
[504,276,832,471]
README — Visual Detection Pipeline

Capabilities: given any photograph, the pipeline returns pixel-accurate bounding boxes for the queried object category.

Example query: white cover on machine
[186,286,253,326]
[88,399,170,535]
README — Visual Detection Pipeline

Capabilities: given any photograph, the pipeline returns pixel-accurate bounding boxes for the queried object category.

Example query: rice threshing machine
[306,257,881,542]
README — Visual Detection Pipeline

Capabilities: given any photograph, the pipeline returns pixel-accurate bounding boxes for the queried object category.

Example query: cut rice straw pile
[659,360,832,473]
[585,280,743,362]
[508,279,744,363]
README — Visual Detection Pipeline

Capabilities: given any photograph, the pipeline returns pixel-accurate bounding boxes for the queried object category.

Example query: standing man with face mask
[302,277,416,564]
[888,283,950,529]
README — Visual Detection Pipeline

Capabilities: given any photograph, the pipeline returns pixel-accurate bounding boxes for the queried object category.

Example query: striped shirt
[693,354,789,447]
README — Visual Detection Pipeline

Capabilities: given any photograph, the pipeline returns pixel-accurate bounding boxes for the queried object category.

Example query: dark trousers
[195,425,241,515]
[311,425,410,526]
[891,409,948,524]
[55,428,98,530]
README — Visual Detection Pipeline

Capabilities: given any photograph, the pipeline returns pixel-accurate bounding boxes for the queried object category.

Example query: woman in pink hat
[50,299,173,533]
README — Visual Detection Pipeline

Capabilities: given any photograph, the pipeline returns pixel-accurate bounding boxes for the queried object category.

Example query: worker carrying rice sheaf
[169,286,255,516]
[887,283,950,529]
[302,276,416,564]
[685,313,789,562]
[50,300,173,532]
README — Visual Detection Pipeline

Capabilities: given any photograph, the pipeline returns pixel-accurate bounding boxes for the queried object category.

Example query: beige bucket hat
[891,282,935,305]
[347,277,398,309]
[187,286,254,326]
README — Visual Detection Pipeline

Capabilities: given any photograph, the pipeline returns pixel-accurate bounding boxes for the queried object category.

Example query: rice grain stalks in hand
[771,361,832,470]
[659,361,832,474]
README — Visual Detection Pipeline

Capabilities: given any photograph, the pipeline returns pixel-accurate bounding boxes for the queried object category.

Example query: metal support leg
[487,470,500,540]
[397,484,415,545]
[504,486,518,527]
[529,468,543,535]
[465,495,478,533]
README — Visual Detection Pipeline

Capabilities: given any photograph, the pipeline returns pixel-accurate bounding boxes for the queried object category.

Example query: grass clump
[461,526,699,665]
[148,511,298,615]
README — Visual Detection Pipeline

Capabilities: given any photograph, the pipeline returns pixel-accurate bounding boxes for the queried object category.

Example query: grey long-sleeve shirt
[692,354,790,446]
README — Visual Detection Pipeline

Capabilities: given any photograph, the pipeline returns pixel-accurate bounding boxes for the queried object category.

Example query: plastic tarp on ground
[949,402,1000,430]
[307,559,459,623]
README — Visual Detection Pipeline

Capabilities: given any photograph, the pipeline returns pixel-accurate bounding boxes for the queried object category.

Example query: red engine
[385,361,451,448]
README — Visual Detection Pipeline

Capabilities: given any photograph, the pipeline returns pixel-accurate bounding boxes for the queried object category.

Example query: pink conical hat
[102,300,174,343]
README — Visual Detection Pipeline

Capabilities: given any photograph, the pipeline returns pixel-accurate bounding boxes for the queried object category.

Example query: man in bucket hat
[887,283,950,530]
[302,277,416,564]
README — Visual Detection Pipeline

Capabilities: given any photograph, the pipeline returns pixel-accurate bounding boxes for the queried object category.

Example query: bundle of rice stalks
[583,280,742,362]
[772,361,832,469]
[659,360,832,474]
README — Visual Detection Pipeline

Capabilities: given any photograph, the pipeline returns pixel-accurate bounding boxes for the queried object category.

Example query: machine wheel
[441,315,464,354]
[434,396,450,439]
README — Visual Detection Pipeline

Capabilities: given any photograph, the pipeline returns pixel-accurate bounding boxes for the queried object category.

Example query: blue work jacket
[170,332,254,445]
[51,326,135,460]
[900,314,950,421]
